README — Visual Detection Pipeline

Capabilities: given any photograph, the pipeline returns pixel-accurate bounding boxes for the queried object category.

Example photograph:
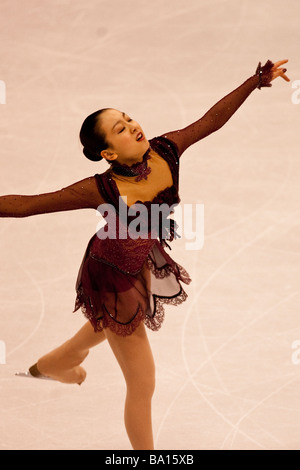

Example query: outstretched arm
[163,60,290,156]
[0,176,104,218]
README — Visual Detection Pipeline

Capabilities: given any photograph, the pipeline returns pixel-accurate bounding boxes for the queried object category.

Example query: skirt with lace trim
[73,239,192,336]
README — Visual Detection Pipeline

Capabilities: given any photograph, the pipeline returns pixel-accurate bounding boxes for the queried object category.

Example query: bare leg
[104,322,155,450]
[36,321,106,384]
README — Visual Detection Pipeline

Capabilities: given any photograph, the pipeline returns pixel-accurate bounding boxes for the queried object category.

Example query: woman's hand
[271,60,290,83]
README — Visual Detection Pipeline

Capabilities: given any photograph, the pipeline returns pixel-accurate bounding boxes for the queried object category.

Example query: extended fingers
[281,72,290,82]
[273,59,289,69]
[273,69,290,82]
[271,59,290,82]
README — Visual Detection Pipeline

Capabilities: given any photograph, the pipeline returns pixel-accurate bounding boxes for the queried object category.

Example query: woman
[1,60,290,450]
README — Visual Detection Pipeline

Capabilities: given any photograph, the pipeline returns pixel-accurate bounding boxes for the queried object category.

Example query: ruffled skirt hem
[73,241,191,337]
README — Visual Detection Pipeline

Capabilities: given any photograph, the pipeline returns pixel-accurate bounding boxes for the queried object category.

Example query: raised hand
[271,60,290,83]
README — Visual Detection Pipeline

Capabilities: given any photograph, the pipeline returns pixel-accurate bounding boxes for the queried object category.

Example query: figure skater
[0,60,289,450]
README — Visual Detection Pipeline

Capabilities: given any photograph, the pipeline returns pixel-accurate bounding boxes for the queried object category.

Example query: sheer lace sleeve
[163,74,260,156]
[0,176,105,218]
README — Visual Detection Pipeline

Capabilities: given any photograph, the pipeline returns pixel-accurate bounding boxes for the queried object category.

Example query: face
[97,109,149,165]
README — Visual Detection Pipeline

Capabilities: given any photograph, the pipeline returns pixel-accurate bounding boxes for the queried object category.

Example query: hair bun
[83,147,103,162]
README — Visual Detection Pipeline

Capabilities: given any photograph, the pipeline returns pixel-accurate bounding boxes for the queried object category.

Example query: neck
[114,155,142,166]
[110,146,152,181]
[113,146,151,168]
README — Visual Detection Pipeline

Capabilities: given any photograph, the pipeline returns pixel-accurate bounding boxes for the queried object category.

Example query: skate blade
[15,371,55,381]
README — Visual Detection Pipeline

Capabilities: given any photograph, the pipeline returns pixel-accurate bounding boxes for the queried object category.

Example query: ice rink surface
[0,0,299,450]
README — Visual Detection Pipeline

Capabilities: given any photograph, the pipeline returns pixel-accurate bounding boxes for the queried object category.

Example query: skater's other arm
[0,176,104,218]
[163,60,289,156]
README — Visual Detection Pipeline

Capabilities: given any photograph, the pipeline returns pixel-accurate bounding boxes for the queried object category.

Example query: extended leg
[36,321,106,384]
[104,322,155,450]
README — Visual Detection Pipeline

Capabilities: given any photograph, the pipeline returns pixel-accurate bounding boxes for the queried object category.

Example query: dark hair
[79,108,111,162]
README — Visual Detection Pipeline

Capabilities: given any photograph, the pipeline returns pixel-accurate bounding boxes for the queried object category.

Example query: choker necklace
[111,147,152,182]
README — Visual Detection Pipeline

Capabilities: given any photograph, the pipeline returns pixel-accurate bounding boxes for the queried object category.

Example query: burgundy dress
[73,136,192,336]
[0,67,271,336]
